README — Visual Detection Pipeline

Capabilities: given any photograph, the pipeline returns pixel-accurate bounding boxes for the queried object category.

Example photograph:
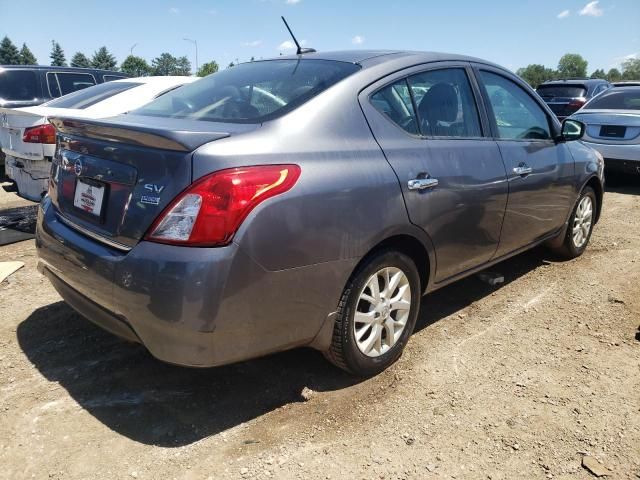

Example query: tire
[552,186,597,259]
[324,249,421,377]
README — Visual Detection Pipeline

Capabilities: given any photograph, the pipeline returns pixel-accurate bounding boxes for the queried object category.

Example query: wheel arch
[584,175,603,223]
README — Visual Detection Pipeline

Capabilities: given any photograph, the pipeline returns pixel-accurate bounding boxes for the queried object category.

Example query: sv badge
[144,184,165,194]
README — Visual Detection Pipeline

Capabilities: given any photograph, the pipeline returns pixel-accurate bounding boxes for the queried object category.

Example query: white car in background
[0,76,197,200]
[568,86,640,177]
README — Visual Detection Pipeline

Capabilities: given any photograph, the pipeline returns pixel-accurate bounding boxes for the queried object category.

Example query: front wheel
[552,186,597,259]
[324,250,421,377]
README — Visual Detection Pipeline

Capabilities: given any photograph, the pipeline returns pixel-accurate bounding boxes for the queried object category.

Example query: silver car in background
[569,86,640,176]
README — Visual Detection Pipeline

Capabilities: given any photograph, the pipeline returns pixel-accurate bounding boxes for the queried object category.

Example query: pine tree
[91,47,117,71]
[18,43,37,65]
[0,36,20,65]
[70,52,91,68]
[50,40,67,66]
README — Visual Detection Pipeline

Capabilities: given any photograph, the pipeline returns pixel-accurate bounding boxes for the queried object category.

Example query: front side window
[480,71,551,140]
[0,70,38,102]
[44,81,140,109]
[133,59,360,123]
[408,68,482,138]
[370,79,418,135]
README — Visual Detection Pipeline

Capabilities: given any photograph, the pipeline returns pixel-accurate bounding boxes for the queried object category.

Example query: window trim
[472,65,559,142]
[365,62,491,141]
[46,71,97,98]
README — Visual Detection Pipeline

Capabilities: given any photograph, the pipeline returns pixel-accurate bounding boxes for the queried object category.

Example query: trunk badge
[74,159,83,177]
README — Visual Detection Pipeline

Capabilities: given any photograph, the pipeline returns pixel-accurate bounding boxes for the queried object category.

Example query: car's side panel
[357,62,509,282]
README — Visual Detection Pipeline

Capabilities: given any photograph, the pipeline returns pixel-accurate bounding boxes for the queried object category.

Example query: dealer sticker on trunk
[73,180,105,216]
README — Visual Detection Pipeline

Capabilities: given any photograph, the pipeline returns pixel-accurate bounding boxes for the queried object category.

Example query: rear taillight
[568,98,586,110]
[145,164,301,247]
[22,123,56,144]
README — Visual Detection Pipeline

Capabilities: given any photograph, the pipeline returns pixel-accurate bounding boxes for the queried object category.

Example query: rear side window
[133,59,360,123]
[47,72,97,97]
[370,79,419,135]
[408,68,482,138]
[536,85,587,98]
[584,89,640,110]
[481,71,551,140]
[44,81,140,109]
[0,70,39,102]
[104,75,128,82]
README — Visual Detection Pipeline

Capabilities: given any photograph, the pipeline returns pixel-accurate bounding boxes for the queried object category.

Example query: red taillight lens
[568,98,586,109]
[145,164,301,247]
[22,123,56,144]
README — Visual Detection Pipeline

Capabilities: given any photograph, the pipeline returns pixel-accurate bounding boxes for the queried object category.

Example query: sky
[1,0,639,74]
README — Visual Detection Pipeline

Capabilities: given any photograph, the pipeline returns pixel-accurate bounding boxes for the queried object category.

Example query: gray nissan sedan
[37,50,604,376]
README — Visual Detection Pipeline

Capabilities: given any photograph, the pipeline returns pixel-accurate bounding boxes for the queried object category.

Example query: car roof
[539,78,608,86]
[0,65,128,75]
[267,50,505,69]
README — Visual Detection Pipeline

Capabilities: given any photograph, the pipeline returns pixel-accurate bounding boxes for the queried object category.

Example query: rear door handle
[513,164,533,176]
[408,178,439,191]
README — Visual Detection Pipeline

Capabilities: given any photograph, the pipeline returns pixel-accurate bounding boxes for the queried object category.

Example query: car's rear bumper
[582,141,640,162]
[36,197,351,367]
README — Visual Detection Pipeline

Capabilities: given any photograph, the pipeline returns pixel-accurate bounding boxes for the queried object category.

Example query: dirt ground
[0,181,639,480]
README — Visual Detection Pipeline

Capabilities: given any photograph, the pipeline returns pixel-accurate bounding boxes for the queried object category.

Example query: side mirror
[561,119,585,141]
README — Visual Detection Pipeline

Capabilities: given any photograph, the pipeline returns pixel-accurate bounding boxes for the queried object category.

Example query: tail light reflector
[568,98,586,110]
[145,164,301,247]
[23,123,56,144]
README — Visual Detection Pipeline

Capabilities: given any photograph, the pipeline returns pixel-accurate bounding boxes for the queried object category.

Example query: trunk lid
[47,114,257,250]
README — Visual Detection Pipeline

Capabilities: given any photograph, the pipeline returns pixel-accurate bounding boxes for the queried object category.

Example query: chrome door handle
[513,165,533,176]
[408,178,439,191]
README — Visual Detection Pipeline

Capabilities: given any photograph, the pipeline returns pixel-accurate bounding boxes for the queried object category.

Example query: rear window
[47,72,97,97]
[44,81,140,109]
[584,89,640,110]
[536,85,587,98]
[0,70,39,102]
[132,59,361,123]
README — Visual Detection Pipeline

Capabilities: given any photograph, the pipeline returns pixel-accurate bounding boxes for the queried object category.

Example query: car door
[360,63,509,282]
[473,67,576,258]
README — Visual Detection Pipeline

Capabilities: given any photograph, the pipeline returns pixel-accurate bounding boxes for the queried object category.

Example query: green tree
[120,55,151,77]
[50,41,66,66]
[175,55,191,75]
[91,46,117,70]
[18,43,37,65]
[70,52,91,68]
[197,60,219,77]
[0,36,20,65]
[621,58,640,80]
[590,68,606,79]
[151,53,180,75]
[557,53,588,79]
[606,68,622,82]
[516,64,556,88]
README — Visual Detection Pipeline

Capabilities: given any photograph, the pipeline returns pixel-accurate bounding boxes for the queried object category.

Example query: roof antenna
[281,16,316,55]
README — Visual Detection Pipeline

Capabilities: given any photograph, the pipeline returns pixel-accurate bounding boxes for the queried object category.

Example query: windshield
[536,85,587,98]
[133,59,361,123]
[584,89,640,110]
[0,70,39,102]
[44,81,140,109]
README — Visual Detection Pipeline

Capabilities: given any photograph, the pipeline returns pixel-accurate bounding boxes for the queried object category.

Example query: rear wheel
[324,250,421,376]
[552,186,596,259]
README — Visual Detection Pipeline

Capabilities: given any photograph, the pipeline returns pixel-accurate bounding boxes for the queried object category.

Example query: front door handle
[408,178,439,191]
[513,164,533,176]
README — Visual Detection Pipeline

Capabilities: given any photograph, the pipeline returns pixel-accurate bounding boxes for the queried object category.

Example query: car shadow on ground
[604,175,640,195]
[17,247,549,447]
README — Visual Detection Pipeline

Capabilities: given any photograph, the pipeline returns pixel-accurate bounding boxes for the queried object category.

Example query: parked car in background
[37,51,604,377]
[0,65,129,109]
[1,76,196,200]
[568,86,640,176]
[536,78,611,120]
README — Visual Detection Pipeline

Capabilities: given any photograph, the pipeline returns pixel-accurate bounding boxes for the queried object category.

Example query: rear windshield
[0,70,39,102]
[132,59,361,123]
[44,81,140,109]
[536,85,587,98]
[584,89,640,110]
